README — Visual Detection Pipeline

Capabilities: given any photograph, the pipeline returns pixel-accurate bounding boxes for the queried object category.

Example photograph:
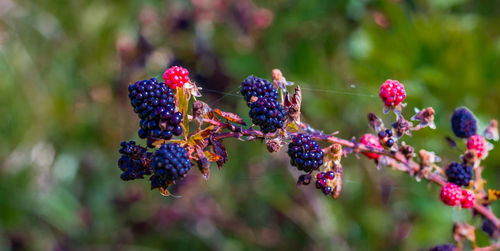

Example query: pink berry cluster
[359,133,384,159]
[440,183,475,209]
[467,134,488,159]
[379,79,406,107]
[163,66,190,89]
[315,171,335,195]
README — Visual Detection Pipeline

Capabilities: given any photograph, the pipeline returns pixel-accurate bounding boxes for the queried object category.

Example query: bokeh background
[1,0,500,250]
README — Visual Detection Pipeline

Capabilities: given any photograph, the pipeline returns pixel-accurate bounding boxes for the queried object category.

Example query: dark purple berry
[249,98,286,133]
[240,76,279,105]
[385,129,393,137]
[429,244,456,251]
[297,174,312,186]
[451,107,477,138]
[445,162,473,187]
[118,141,153,180]
[288,134,324,172]
[150,143,192,189]
[386,138,394,147]
[322,186,332,195]
[378,130,386,138]
[325,171,335,180]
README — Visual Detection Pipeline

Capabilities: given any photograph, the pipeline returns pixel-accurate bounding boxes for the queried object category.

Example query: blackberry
[150,143,192,189]
[429,244,456,251]
[315,171,335,195]
[451,107,477,138]
[445,162,473,187]
[481,218,498,237]
[249,98,286,133]
[288,134,324,172]
[128,78,183,142]
[117,141,153,180]
[240,75,279,105]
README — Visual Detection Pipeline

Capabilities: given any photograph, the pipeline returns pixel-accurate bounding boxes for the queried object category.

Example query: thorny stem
[206,120,500,231]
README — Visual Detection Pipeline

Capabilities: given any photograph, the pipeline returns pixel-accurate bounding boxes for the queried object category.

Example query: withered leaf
[187,125,217,146]
[210,136,227,169]
[213,108,247,126]
[196,148,210,181]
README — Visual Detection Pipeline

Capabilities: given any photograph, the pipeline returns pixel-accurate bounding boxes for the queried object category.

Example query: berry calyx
[445,162,473,187]
[379,79,406,107]
[249,97,286,133]
[163,66,190,89]
[440,183,463,206]
[360,133,384,159]
[240,75,279,105]
[150,143,192,189]
[288,134,324,173]
[461,189,475,209]
[467,134,488,159]
[451,107,477,138]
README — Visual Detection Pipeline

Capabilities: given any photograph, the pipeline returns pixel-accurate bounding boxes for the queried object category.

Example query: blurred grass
[1,0,500,250]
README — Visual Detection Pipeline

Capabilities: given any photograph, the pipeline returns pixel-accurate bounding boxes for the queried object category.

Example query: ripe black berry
[288,134,324,172]
[445,162,473,187]
[451,107,477,138]
[150,143,192,189]
[386,138,394,147]
[118,141,153,180]
[249,98,286,133]
[429,244,456,251]
[315,171,335,195]
[385,129,393,137]
[240,75,279,105]
[297,174,312,186]
[378,130,386,139]
[128,78,183,143]
[482,218,498,237]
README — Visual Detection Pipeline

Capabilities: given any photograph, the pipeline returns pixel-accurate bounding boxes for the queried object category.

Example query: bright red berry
[360,133,384,159]
[163,66,190,89]
[461,189,475,209]
[440,183,463,206]
[379,79,406,107]
[467,135,488,159]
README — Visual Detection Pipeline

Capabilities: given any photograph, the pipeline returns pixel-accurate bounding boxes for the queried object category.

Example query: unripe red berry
[360,133,384,159]
[467,135,488,159]
[163,66,190,89]
[379,79,406,107]
[440,183,463,206]
[461,189,475,209]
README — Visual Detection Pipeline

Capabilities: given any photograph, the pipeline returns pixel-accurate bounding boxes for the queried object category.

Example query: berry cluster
[150,143,192,189]
[128,78,183,144]
[315,171,335,195]
[440,183,475,208]
[445,162,473,187]
[249,98,287,133]
[467,134,488,159]
[163,66,190,89]
[288,134,324,172]
[360,133,384,159]
[377,128,395,147]
[118,141,153,180]
[240,76,279,104]
[451,107,477,138]
[379,79,406,107]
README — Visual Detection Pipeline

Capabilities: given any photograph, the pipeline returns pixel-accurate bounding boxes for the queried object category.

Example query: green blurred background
[1,0,499,250]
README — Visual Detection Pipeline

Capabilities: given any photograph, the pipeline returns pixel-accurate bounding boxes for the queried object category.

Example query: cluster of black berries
[445,162,473,187]
[288,134,324,172]
[128,78,183,145]
[150,143,192,189]
[118,141,153,181]
[377,128,395,147]
[315,171,335,195]
[451,107,477,138]
[240,75,279,105]
[240,76,286,133]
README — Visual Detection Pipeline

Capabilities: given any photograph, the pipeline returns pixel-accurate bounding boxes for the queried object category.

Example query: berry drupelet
[379,79,406,107]
[118,141,153,180]
[445,162,473,187]
[163,66,190,89]
[440,183,463,206]
[288,134,324,173]
[450,107,477,138]
[150,143,192,189]
[467,134,488,159]
[360,133,384,159]
[249,97,287,133]
[240,75,279,105]
[128,78,184,143]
